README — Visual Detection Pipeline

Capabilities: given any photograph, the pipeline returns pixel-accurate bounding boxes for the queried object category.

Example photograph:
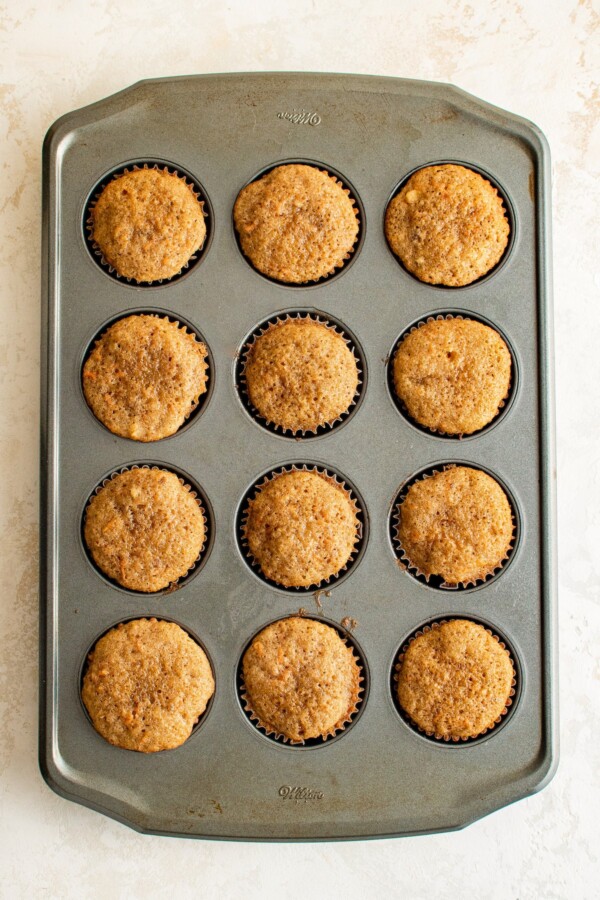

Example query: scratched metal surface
[40,73,557,840]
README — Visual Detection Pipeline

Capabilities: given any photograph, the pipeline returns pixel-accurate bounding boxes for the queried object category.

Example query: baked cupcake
[385,164,510,286]
[84,467,206,592]
[233,164,359,283]
[242,316,359,434]
[396,619,515,741]
[83,314,209,442]
[82,618,214,752]
[89,166,206,282]
[395,466,513,586]
[242,617,362,742]
[242,468,360,588]
[392,316,512,435]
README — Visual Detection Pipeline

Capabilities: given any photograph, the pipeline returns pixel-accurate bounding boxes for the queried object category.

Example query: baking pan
[40,72,557,840]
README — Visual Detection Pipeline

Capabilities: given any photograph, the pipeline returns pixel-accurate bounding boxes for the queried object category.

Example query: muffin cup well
[82,463,212,595]
[237,614,367,747]
[81,309,214,441]
[236,310,365,438]
[384,159,515,289]
[391,617,519,745]
[387,311,517,440]
[390,462,519,591]
[79,615,216,750]
[237,463,367,594]
[84,161,212,286]
[232,159,364,287]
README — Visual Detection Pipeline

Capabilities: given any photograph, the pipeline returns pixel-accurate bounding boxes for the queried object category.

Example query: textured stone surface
[0,1,596,896]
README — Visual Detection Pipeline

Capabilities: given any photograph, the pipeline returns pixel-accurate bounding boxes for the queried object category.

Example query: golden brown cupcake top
[233,164,359,283]
[396,619,514,740]
[84,468,205,592]
[242,617,361,742]
[396,466,513,585]
[90,167,206,282]
[83,315,209,442]
[82,618,214,752]
[243,469,360,588]
[385,164,510,286]
[392,317,512,435]
[243,318,359,433]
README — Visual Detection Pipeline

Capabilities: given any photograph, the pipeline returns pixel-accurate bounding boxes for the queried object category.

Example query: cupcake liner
[391,463,517,589]
[85,162,209,285]
[388,312,514,439]
[393,618,518,743]
[235,163,362,286]
[307,169,361,283]
[239,463,364,592]
[83,464,209,594]
[238,616,365,746]
[237,312,364,437]
[82,311,211,437]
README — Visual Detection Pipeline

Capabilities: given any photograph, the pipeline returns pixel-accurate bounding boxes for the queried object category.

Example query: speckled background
[1,1,598,897]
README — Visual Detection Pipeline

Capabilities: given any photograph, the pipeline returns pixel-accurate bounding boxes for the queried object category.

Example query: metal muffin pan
[40,72,557,840]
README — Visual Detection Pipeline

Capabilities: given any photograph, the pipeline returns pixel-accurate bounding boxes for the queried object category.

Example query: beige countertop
[1,0,598,896]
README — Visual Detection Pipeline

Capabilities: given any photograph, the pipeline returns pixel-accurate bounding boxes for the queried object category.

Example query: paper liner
[85,163,208,285]
[239,464,364,592]
[238,616,365,746]
[391,464,517,589]
[83,464,209,594]
[234,164,362,285]
[393,618,517,743]
[389,313,514,439]
[82,312,210,439]
[80,616,216,748]
[237,312,364,437]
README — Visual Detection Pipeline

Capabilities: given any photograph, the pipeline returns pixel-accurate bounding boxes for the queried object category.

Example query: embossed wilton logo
[279,785,324,802]
[277,109,321,126]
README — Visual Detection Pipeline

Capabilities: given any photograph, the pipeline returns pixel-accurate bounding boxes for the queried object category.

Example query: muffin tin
[40,73,557,840]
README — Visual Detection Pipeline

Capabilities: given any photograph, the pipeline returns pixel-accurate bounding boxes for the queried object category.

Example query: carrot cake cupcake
[243,469,360,588]
[83,314,209,442]
[396,619,515,740]
[90,167,206,282]
[385,164,510,286]
[84,467,206,592]
[242,617,361,742]
[82,618,214,752]
[392,317,512,435]
[243,317,359,433]
[395,466,513,585]
[233,164,359,283]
